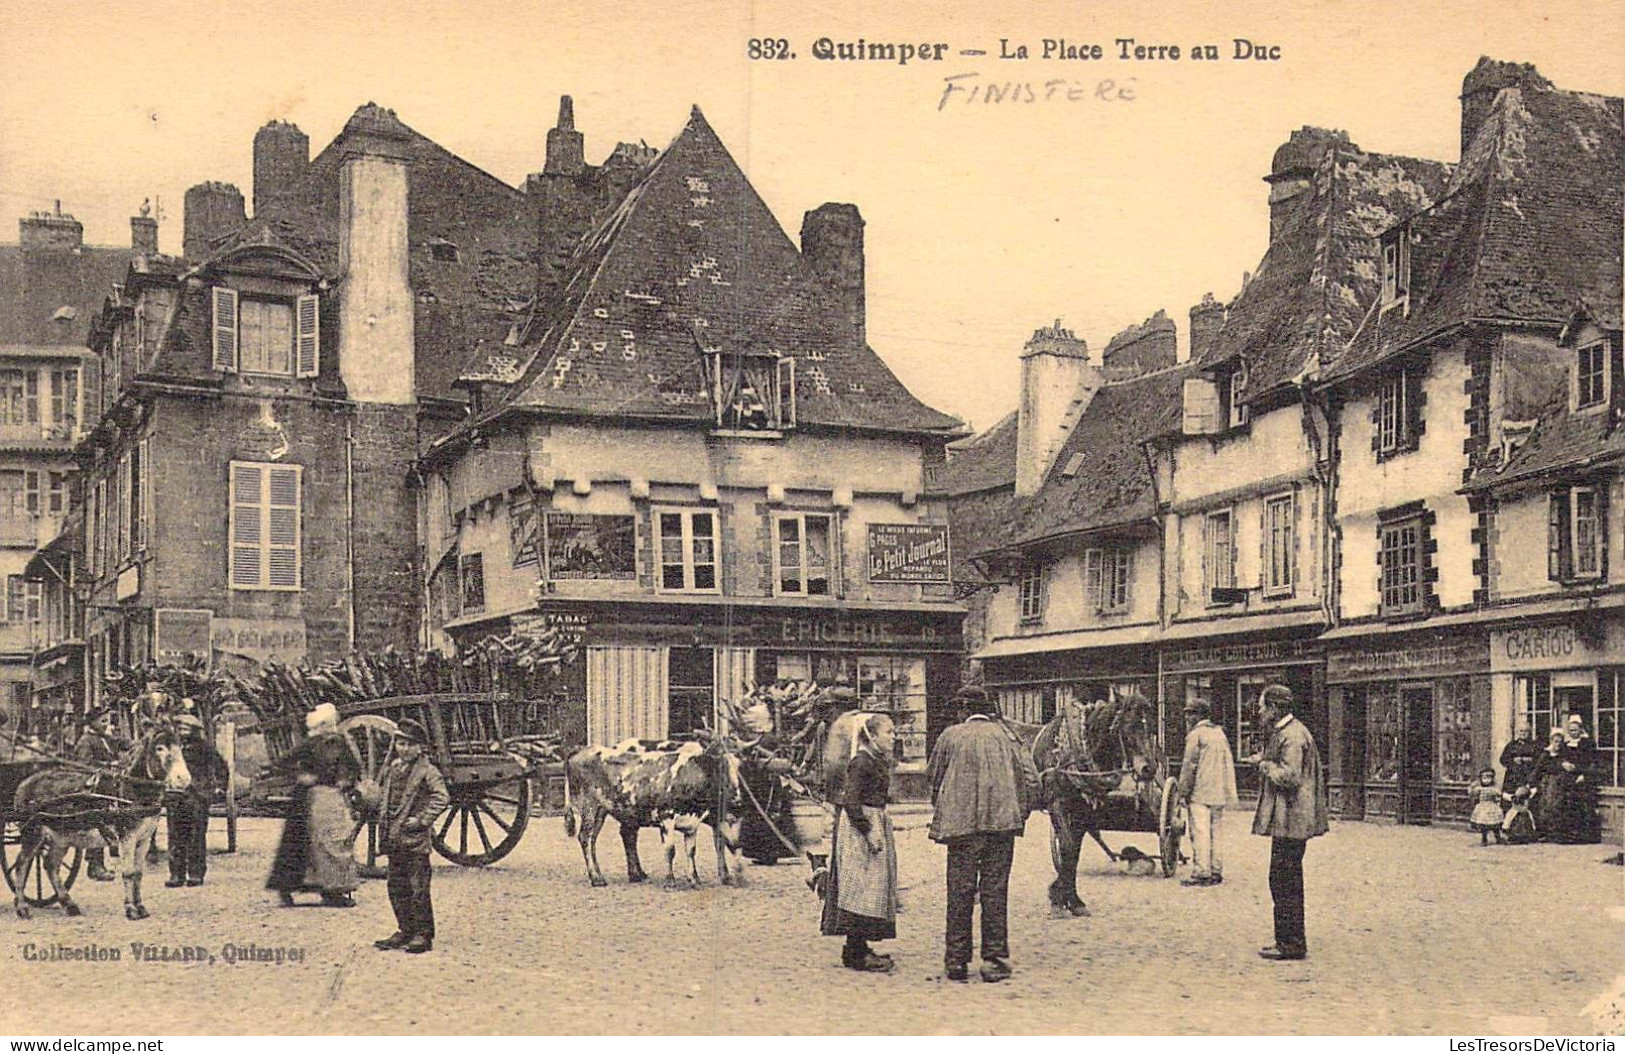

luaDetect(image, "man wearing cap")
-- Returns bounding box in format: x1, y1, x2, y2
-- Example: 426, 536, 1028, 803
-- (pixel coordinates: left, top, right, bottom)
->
165, 711, 227, 888
375, 719, 448, 954
927, 685, 1038, 983
1245, 683, 1328, 961
1175, 698, 1238, 887
72, 712, 125, 881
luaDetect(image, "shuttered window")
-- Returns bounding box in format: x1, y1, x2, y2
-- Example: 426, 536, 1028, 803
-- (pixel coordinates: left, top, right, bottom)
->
1264, 492, 1295, 596
24, 471, 39, 515
295, 294, 320, 378
212, 287, 239, 372
1204, 509, 1235, 596
1551, 484, 1609, 583
229, 461, 302, 591
1017, 563, 1045, 623
1084, 547, 1132, 613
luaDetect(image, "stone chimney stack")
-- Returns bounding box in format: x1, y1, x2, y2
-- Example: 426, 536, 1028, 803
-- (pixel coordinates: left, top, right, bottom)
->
1263, 127, 1351, 244
801, 203, 866, 348
1016, 322, 1100, 498
19, 202, 84, 251
545, 95, 586, 177
253, 120, 310, 218
1189, 293, 1227, 360
130, 207, 159, 256
1459, 57, 1552, 157
337, 103, 415, 406
183, 182, 246, 262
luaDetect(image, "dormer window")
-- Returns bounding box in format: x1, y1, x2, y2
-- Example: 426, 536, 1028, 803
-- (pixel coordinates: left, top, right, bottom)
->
1575, 340, 1609, 411
1381, 227, 1411, 307
212, 287, 319, 379
1225, 366, 1249, 429
429, 239, 460, 263
705, 350, 795, 431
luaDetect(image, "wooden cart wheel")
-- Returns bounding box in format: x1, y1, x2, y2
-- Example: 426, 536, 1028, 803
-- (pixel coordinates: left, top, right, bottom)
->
338, 715, 399, 879
1157, 778, 1185, 878
1, 820, 83, 907
432, 777, 530, 867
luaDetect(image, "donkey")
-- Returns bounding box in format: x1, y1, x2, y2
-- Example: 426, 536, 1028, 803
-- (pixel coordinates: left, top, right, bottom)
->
11, 728, 188, 920
1009, 692, 1161, 917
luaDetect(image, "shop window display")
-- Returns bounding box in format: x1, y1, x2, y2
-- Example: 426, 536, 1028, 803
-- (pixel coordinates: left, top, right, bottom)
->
1434, 678, 1474, 785
1367, 683, 1402, 782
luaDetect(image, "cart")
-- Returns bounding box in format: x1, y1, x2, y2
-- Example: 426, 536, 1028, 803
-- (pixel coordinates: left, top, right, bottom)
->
0, 753, 84, 907
1072, 768, 1189, 877
256, 692, 563, 872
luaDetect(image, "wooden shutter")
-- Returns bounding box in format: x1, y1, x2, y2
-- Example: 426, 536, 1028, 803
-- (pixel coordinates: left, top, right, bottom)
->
212, 287, 239, 373
137, 438, 151, 551
23, 471, 38, 515
295, 294, 320, 378
1597, 483, 1611, 582
117, 454, 132, 561
230, 464, 263, 588
266, 466, 301, 589
1182, 377, 1220, 435
1548, 489, 1571, 581
777, 358, 796, 427
1084, 549, 1103, 612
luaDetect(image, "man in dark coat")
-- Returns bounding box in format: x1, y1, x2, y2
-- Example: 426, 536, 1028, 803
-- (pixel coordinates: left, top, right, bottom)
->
375, 719, 449, 955
72, 712, 124, 881
1247, 683, 1329, 961
927, 686, 1038, 983
165, 712, 227, 887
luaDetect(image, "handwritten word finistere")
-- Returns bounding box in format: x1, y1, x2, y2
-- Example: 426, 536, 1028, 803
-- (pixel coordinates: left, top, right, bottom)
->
938, 72, 1137, 110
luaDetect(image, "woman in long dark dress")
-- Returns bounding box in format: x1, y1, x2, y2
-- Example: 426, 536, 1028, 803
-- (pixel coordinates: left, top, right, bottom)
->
1554, 714, 1602, 844
267, 705, 362, 906
1531, 729, 1568, 840
820, 712, 898, 973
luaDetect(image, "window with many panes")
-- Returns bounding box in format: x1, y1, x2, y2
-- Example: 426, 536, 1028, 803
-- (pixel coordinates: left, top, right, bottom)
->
1380, 516, 1424, 616
656, 509, 719, 593
1598, 669, 1621, 788
49, 369, 77, 437
1017, 563, 1045, 624
1573, 487, 1603, 579
1264, 492, 1295, 596
0, 370, 38, 428
773, 512, 833, 597
1549, 483, 1609, 583
1378, 370, 1407, 454
1084, 547, 1131, 614
212, 288, 320, 378
1576, 342, 1609, 410
460, 552, 485, 613
229, 461, 301, 591
1204, 509, 1235, 599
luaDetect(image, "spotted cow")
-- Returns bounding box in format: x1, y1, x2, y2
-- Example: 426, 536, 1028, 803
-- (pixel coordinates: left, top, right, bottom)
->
563, 739, 748, 888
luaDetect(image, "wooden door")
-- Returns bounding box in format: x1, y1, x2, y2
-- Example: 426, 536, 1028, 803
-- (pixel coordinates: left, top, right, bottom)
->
1399, 683, 1435, 824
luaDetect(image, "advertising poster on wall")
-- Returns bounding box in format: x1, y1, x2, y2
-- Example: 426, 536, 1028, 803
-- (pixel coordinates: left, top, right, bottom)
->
866, 523, 951, 584
544, 513, 637, 580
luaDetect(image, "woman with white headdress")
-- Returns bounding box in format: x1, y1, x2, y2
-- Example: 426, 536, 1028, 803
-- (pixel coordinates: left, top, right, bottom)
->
267, 703, 361, 906
819, 711, 899, 972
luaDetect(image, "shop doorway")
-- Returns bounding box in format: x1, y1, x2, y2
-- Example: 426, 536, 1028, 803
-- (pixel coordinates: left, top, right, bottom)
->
667, 647, 714, 736
1399, 683, 1435, 824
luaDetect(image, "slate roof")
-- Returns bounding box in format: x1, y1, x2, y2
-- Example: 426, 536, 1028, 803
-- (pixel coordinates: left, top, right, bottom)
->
1198, 143, 1449, 396
0, 240, 130, 350
1330, 75, 1623, 383
934, 411, 1017, 496
493, 107, 961, 436
1464, 407, 1625, 492
208, 104, 546, 402
979, 365, 1194, 556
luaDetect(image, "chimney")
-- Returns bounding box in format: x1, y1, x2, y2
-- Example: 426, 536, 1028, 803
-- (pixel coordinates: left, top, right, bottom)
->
18, 201, 84, 251
130, 201, 159, 256
1263, 127, 1352, 243
1189, 293, 1227, 360
1102, 310, 1178, 378
337, 103, 415, 405
1460, 57, 1552, 157
253, 120, 310, 218
545, 96, 585, 177
1016, 322, 1100, 498
801, 203, 866, 348
183, 182, 246, 261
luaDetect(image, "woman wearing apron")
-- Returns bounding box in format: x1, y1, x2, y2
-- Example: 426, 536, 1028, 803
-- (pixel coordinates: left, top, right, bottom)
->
820, 712, 899, 973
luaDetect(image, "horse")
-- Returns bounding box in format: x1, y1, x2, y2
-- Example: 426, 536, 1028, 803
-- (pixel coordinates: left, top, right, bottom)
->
10, 727, 188, 920
1009, 692, 1162, 917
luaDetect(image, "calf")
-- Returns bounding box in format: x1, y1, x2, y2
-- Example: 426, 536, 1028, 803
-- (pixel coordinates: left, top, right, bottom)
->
563, 739, 746, 889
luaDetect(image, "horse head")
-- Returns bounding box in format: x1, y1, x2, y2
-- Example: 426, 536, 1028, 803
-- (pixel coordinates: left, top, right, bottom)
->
1110, 691, 1159, 784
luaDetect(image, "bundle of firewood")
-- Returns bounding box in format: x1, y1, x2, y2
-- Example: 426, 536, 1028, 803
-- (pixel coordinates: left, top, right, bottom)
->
713, 680, 861, 789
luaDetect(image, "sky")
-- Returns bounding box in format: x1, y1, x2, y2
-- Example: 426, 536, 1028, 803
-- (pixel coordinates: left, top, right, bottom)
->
1, 0, 1621, 434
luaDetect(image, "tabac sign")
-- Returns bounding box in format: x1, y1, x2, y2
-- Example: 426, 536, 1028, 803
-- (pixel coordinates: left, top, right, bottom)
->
867, 524, 951, 584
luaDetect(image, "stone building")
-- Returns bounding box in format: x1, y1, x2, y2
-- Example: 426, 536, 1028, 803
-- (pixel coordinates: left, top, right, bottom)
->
421, 107, 965, 785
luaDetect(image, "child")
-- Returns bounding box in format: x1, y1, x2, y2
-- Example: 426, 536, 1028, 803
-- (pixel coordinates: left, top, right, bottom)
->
1469, 767, 1504, 845
1502, 785, 1537, 844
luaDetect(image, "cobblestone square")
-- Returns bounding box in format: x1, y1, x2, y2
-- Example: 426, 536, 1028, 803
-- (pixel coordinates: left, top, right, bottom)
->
1, 810, 1619, 1035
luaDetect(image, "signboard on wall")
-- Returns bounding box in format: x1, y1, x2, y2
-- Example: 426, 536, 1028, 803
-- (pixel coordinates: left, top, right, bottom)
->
154, 608, 212, 668
210, 617, 307, 666
545, 514, 636, 580
512, 610, 590, 649
866, 524, 950, 584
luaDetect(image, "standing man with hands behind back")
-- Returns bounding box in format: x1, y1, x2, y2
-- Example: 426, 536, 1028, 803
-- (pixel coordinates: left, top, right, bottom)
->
1246, 683, 1328, 962
375, 719, 449, 955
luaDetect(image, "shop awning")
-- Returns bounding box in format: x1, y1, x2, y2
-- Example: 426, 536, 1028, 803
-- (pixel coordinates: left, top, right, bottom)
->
1320, 592, 1625, 642
1160, 609, 1326, 643
975, 622, 1161, 660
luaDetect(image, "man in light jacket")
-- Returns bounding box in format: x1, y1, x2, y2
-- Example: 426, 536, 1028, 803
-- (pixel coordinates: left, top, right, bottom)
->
374, 719, 450, 955
1175, 698, 1238, 887
1246, 683, 1329, 961
927, 686, 1038, 984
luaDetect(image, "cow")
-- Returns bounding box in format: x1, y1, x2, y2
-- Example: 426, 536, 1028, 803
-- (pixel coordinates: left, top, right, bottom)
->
563, 739, 749, 889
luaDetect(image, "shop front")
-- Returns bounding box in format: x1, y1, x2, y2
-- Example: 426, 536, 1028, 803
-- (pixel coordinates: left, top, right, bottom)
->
982, 637, 1161, 731
1489, 610, 1624, 841
470, 599, 964, 793
1324, 626, 1491, 825
1160, 632, 1324, 797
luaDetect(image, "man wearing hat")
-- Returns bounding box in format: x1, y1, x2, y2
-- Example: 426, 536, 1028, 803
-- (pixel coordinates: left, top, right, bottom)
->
1246, 683, 1328, 961
927, 685, 1038, 983
1175, 698, 1238, 887
72, 711, 125, 881
375, 719, 448, 954
164, 710, 226, 888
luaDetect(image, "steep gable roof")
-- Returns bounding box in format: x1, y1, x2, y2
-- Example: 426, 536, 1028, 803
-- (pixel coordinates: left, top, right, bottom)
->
499, 107, 960, 436
1200, 143, 1449, 395
0, 241, 130, 350
934, 411, 1017, 496
1330, 76, 1623, 382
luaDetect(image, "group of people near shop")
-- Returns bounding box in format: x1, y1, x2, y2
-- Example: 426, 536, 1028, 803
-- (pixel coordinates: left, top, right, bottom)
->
1472, 714, 1605, 845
